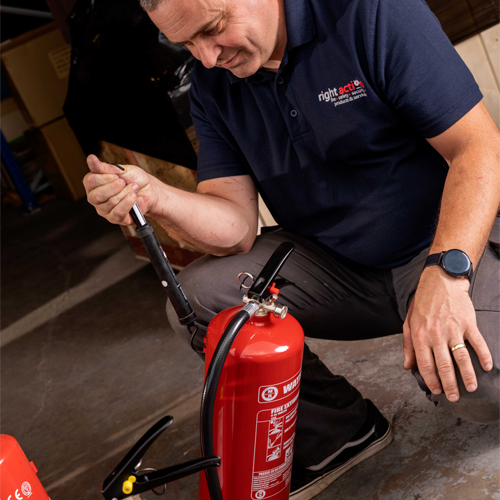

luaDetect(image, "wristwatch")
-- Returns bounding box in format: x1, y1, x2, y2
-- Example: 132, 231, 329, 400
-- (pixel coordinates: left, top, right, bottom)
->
424, 249, 473, 282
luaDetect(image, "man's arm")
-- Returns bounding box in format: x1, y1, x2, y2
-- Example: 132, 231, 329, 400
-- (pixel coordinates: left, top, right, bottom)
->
84, 155, 259, 256
403, 101, 500, 401
152, 174, 259, 255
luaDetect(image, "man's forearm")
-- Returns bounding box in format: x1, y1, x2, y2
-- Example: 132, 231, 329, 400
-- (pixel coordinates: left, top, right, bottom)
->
147, 175, 258, 256
428, 138, 500, 270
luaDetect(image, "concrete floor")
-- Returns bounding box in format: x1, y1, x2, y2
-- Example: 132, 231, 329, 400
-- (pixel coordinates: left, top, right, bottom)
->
1, 199, 499, 500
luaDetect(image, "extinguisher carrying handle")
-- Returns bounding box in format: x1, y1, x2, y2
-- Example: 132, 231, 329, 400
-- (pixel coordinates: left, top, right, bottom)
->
110, 164, 197, 328
102, 415, 220, 500
247, 242, 295, 301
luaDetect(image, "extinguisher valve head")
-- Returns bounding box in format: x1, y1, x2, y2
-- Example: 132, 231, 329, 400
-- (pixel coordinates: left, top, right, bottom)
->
242, 295, 288, 319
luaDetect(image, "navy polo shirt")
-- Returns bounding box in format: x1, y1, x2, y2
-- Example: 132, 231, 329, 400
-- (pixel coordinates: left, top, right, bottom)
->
189, 0, 482, 269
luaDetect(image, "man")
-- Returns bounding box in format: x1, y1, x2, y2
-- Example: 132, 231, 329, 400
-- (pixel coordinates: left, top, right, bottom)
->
84, 0, 500, 498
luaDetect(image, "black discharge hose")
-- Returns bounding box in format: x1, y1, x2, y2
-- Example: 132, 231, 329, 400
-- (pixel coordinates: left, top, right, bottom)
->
200, 302, 260, 500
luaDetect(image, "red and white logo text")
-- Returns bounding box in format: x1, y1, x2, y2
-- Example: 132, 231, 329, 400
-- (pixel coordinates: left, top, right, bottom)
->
318, 79, 367, 107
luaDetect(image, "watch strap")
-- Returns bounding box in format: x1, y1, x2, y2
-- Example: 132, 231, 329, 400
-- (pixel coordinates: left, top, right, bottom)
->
466, 264, 473, 282
424, 252, 443, 269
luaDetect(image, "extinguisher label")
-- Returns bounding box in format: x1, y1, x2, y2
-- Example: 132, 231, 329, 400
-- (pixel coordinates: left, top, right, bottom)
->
252, 372, 301, 499
258, 370, 301, 404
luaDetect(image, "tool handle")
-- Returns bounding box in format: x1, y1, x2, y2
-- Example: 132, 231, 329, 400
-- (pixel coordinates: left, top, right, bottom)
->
109, 162, 196, 326
134, 219, 196, 326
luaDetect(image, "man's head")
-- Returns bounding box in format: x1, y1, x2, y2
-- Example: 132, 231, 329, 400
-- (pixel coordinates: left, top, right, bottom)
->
141, 0, 287, 78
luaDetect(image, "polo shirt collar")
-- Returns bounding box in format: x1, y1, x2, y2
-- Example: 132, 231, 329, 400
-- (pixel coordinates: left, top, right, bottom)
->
285, 0, 316, 51
226, 0, 316, 85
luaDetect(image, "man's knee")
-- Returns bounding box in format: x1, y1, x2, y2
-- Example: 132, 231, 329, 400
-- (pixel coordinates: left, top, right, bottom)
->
165, 255, 222, 350
166, 252, 252, 352
169, 253, 243, 319
412, 361, 499, 425
173, 255, 221, 315
434, 378, 499, 425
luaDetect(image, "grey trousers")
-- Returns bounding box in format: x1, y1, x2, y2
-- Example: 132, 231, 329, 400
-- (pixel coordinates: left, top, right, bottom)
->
166, 218, 499, 469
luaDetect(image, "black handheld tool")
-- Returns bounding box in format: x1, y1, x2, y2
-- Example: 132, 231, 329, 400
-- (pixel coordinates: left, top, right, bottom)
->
111, 163, 196, 328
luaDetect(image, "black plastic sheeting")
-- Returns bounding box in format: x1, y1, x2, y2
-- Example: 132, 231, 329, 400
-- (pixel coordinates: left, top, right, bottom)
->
63, 0, 198, 169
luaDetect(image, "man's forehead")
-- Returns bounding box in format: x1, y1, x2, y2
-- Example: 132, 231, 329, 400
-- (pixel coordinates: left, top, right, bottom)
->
149, 0, 228, 41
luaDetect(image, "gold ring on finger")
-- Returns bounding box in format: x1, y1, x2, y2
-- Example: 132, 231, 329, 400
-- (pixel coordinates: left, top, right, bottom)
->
451, 343, 466, 352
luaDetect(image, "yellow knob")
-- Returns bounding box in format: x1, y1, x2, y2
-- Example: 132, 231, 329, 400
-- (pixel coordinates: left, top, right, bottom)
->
122, 475, 136, 494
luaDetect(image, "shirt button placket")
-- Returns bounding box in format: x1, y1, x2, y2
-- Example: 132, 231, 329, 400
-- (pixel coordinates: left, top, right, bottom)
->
274, 72, 305, 136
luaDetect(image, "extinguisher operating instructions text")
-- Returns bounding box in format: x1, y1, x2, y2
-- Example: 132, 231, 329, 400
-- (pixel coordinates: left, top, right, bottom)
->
251, 370, 301, 499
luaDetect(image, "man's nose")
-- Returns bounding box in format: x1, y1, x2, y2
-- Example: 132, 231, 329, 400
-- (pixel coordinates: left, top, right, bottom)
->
193, 39, 222, 69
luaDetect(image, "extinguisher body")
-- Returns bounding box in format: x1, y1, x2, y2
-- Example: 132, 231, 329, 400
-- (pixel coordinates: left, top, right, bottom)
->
199, 305, 304, 500
0, 435, 50, 500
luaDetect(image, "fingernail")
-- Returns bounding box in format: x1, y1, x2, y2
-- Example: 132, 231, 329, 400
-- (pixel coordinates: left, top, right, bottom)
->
448, 394, 458, 402
132, 183, 139, 192
130, 193, 137, 200
466, 384, 476, 392
119, 179, 126, 187
432, 388, 442, 395
485, 363, 493, 371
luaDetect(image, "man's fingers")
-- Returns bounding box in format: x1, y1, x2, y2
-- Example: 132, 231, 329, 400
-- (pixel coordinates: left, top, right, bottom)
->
465, 326, 493, 372
433, 345, 460, 401
450, 342, 477, 393
402, 320, 416, 370
89, 178, 132, 206
84, 173, 123, 195
87, 154, 124, 174
96, 184, 138, 219
414, 344, 442, 395
107, 192, 137, 225
86, 155, 147, 192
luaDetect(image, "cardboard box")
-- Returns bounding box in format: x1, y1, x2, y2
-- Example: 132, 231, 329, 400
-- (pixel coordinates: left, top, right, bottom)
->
0, 97, 31, 142
40, 118, 88, 200
1, 22, 71, 127
26, 117, 88, 200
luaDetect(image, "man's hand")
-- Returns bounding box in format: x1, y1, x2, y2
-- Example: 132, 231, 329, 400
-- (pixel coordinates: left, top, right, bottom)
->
403, 266, 493, 401
84, 155, 159, 225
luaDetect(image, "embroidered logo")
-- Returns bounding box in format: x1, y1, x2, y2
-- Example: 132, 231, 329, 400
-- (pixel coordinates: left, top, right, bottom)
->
318, 79, 367, 107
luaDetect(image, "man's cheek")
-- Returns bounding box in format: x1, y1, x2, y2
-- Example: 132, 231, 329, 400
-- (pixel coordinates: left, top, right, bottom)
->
217, 30, 248, 50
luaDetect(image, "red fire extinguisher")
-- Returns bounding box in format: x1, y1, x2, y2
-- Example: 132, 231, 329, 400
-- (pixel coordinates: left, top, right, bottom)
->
101, 197, 303, 500
0, 435, 51, 500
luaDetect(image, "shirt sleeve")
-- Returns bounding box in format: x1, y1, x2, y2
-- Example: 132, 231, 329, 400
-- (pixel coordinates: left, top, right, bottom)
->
370, 0, 482, 138
189, 66, 249, 183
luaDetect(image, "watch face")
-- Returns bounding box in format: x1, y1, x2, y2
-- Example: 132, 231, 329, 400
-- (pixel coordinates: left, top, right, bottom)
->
442, 249, 470, 276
